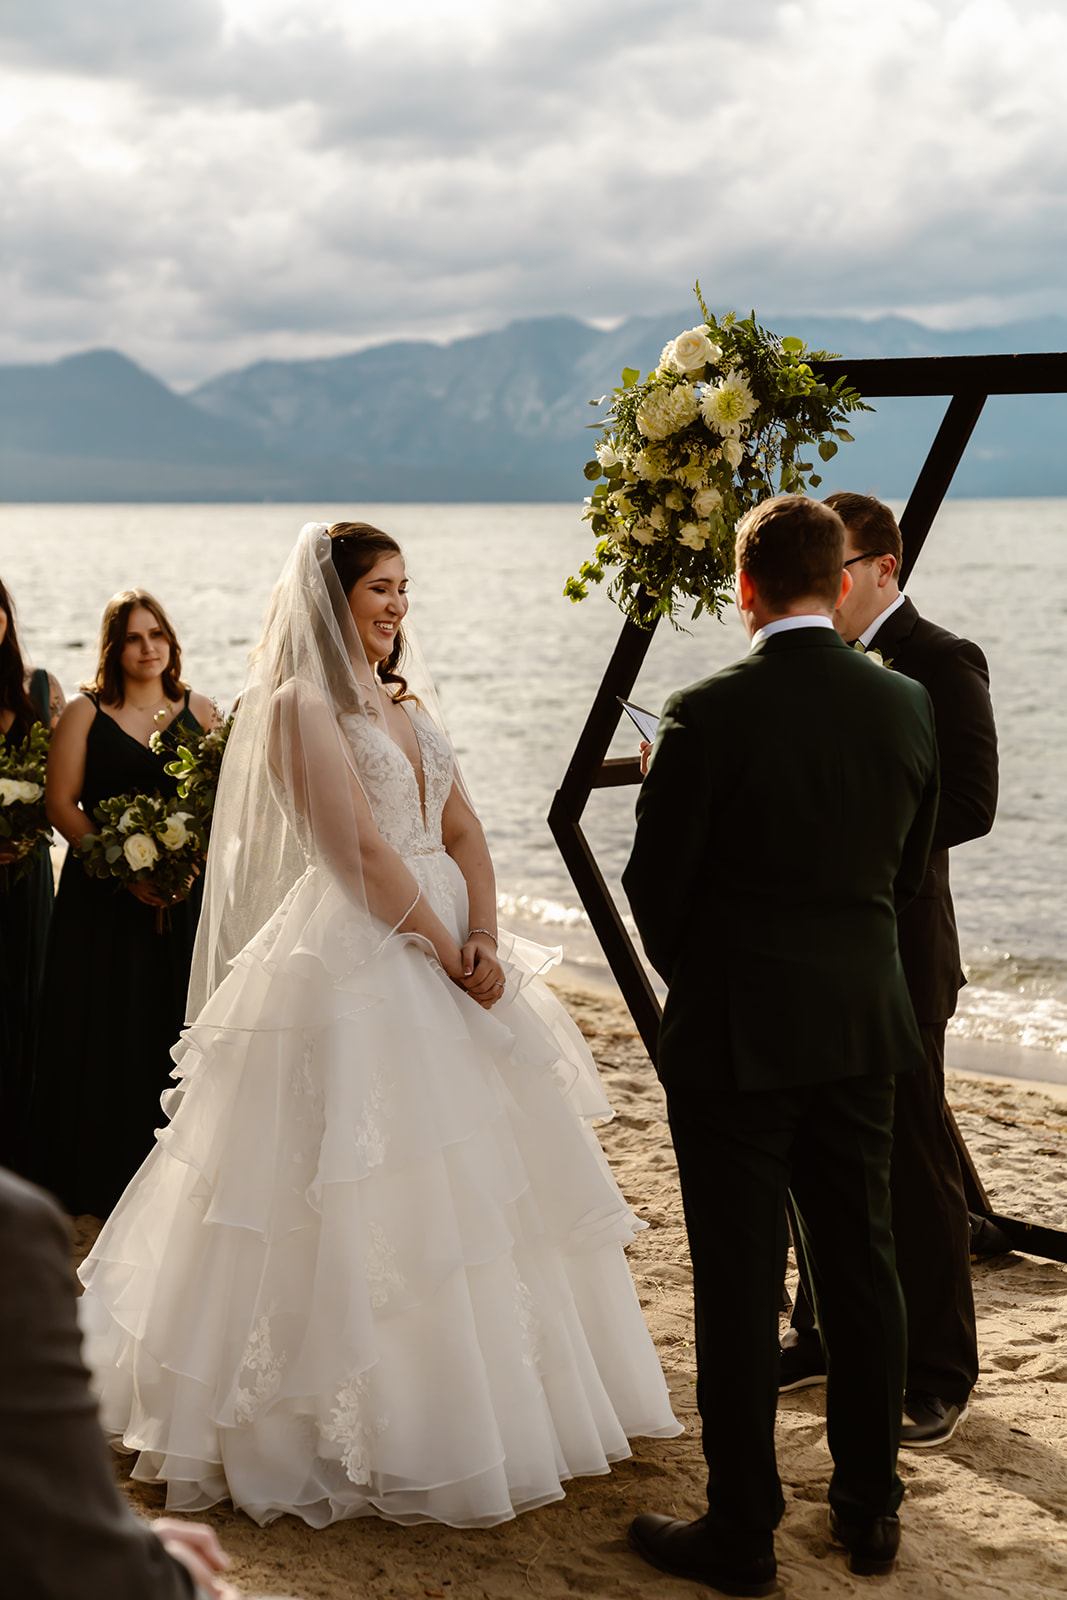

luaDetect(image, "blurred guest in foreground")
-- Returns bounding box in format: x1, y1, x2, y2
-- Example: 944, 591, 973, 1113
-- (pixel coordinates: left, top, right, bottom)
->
0, 1165, 238, 1600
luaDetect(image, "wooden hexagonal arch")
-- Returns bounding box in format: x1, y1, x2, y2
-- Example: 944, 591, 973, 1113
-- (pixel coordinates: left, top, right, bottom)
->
548, 351, 1067, 1260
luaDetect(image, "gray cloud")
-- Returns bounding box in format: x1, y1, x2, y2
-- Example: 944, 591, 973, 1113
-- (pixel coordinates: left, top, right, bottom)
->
1, 0, 224, 75
2, 0, 1066, 385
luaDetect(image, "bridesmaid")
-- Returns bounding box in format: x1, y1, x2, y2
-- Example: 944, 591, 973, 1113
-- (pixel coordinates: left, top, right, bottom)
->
25, 590, 217, 1216
0, 578, 65, 1169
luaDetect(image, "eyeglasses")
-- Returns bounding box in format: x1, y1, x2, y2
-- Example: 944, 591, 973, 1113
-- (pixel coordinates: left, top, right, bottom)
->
843, 552, 887, 568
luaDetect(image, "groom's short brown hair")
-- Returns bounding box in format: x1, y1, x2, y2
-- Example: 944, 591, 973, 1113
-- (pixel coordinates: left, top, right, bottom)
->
823, 491, 903, 565
735, 495, 844, 611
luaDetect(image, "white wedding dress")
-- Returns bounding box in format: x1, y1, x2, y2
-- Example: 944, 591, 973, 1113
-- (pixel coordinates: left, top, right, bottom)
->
78, 705, 680, 1528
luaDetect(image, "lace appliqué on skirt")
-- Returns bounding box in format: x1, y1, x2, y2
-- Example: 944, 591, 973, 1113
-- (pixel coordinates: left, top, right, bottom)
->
235, 1312, 286, 1424
364, 1221, 407, 1310
354, 1070, 393, 1168
322, 1372, 388, 1485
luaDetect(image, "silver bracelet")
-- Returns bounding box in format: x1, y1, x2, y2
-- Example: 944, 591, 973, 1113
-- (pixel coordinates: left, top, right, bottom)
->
468, 927, 498, 947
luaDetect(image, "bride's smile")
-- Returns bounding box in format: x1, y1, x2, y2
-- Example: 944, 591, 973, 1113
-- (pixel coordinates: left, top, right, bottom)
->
347, 553, 409, 663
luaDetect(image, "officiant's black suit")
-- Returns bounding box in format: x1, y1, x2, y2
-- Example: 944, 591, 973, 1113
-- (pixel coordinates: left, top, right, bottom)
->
623, 625, 939, 1543
789, 596, 998, 1408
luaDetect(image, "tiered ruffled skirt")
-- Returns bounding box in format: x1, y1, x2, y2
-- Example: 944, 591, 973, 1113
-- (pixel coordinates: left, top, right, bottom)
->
78, 856, 679, 1527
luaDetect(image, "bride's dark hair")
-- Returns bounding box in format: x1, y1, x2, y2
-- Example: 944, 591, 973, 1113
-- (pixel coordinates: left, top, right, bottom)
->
328, 522, 416, 704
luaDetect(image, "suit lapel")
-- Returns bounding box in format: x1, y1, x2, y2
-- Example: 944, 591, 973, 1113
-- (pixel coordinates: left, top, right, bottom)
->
868, 595, 919, 656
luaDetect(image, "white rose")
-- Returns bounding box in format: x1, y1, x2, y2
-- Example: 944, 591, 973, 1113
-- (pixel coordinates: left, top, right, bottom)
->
595, 438, 620, 469
629, 521, 657, 546
722, 437, 745, 469
158, 812, 191, 851
0, 778, 43, 804
692, 486, 724, 518
675, 524, 708, 550
118, 807, 136, 834
649, 505, 668, 531
637, 383, 701, 441
663, 326, 722, 374
700, 369, 758, 437
123, 833, 160, 871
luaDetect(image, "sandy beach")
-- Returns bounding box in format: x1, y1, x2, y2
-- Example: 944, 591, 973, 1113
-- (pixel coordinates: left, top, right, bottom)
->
71, 978, 1067, 1600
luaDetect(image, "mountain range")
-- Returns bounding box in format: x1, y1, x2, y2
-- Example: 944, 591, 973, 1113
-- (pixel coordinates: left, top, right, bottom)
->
2, 311, 1067, 502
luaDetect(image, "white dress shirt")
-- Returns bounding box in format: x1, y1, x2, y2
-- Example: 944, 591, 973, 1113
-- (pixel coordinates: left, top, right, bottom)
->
858, 591, 906, 648
750, 614, 835, 650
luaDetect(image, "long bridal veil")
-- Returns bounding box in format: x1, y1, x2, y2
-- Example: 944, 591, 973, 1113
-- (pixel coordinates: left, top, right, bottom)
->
187, 521, 474, 1018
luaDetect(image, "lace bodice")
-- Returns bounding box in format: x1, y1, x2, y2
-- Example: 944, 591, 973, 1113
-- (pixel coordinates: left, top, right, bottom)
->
339, 706, 454, 860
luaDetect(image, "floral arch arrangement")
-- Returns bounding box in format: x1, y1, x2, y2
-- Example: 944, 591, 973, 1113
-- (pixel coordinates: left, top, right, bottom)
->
565, 286, 871, 627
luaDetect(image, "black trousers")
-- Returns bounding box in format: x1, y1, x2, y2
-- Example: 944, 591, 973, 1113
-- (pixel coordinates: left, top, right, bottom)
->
791, 1023, 978, 1407
666, 1075, 905, 1545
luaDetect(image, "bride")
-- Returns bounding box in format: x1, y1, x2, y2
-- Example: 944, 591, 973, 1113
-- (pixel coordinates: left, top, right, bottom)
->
78, 521, 679, 1530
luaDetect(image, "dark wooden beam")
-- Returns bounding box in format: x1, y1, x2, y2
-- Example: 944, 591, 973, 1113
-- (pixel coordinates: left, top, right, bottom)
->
898, 391, 989, 586
813, 351, 1067, 396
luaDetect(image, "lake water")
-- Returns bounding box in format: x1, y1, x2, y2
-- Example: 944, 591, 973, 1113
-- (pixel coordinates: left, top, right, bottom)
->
2, 500, 1064, 1056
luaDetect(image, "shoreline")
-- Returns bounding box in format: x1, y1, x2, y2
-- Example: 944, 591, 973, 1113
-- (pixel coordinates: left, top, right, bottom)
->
549, 960, 1067, 1097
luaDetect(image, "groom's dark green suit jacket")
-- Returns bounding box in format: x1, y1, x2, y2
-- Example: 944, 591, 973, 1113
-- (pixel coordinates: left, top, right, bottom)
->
623, 626, 940, 1093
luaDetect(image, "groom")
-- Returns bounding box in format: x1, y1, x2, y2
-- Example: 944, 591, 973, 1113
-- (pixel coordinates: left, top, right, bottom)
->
623, 495, 939, 1593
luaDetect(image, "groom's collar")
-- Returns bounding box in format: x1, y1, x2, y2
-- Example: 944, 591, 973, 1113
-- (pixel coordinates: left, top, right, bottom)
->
750, 614, 835, 651
857, 591, 906, 649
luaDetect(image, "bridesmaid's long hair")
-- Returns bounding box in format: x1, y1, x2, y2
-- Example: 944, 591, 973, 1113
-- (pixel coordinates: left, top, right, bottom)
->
84, 590, 186, 707
328, 523, 417, 705
0, 578, 42, 742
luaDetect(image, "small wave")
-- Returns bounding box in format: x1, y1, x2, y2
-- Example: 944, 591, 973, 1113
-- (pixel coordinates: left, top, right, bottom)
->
962, 947, 1067, 1002
950, 987, 1067, 1055
496, 891, 593, 931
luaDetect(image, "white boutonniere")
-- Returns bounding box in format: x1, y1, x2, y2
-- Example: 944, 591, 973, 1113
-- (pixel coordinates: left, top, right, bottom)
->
852, 641, 893, 670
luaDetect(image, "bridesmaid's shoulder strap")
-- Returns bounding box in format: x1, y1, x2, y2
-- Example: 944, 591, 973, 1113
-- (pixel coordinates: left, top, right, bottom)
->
28, 667, 50, 720
184, 688, 192, 710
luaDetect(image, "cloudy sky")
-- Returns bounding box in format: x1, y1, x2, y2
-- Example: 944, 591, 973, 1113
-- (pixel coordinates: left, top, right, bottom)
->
2, 0, 1065, 386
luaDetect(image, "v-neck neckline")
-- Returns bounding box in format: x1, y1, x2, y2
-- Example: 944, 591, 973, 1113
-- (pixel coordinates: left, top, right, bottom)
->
95, 702, 185, 752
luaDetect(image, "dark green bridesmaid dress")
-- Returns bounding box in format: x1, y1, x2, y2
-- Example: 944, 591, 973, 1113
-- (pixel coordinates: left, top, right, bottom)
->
25, 692, 204, 1216
0, 668, 53, 1169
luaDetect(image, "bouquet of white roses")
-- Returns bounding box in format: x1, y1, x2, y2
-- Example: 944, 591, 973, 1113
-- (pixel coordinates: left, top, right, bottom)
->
0, 723, 52, 889
78, 792, 207, 905
566, 286, 871, 626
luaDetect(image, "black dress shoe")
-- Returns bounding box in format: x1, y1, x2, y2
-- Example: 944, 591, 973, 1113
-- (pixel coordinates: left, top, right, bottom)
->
900, 1390, 969, 1447
778, 1328, 827, 1393
629, 1513, 778, 1596
970, 1212, 1014, 1260
828, 1508, 901, 1576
